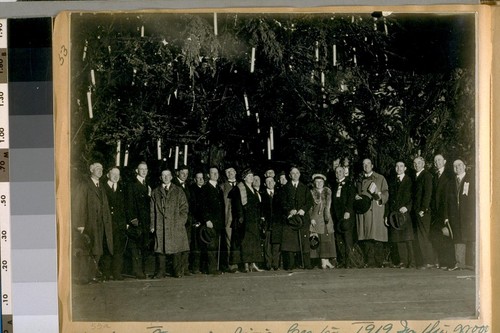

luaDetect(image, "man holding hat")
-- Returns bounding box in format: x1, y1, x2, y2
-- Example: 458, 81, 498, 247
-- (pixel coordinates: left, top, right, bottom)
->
386, 161, 414, 268
331, 166, 356, 268
281, 167, 314, 270
261, 174, 283, 270
355, 158, 389, 268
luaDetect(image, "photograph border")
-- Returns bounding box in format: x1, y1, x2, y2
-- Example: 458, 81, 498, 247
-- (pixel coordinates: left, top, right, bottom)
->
54, 4, 492, 332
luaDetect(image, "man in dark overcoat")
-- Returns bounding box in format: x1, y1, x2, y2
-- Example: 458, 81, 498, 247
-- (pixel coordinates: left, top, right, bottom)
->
331, 166, 356, 268
102, 166, 127, 280
447, 159, 475, 271
150, 169, 190, 278
412, 157, 435, 269
188, 171, 206, 274
221, 166, 238, 272
281, 167, 314, 270
201, 166, 226, 275
74, 162, 113, 284
172, 164, 193, 276
386, 161, 414, 268
261, 175, 283, 270
431, 154, 455, 269
126, 161, 151, 279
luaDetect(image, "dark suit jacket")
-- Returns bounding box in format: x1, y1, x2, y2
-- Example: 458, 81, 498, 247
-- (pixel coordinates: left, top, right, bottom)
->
261, 188, 283, 244
432, 170, 452, 224
188, 184, 205, 224
331, 178, 355, 233
74, 177, 113, 255
281, 181, 313, 251
201, 181, 225, 231
447, 172, 475, 243
282, 181, 313, 225
172, 177, 193, 227
413, 169, 433, 214
103, 181, 127, 254
387, 174, 414, 242
126, 177, 151, 247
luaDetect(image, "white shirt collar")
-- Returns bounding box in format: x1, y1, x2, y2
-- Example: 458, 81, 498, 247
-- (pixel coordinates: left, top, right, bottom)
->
456, 172, 466, 182
337, 177, 345, 183
416, 169, 423, 177
136, 175, 145, 183
91, 177, 99, 186
398, 174, 405, 181
209, 180, 218, 187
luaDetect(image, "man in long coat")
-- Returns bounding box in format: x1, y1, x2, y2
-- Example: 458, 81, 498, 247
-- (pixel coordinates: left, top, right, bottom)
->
386, 161, 414, 268
221, 167, 238, 272
331, 166, 356, 268
126, 161, 151, 279
201, 166, 226, 275
172, 164, 193, 276
431, 154, 455, 269
103, 166, 127, 280
150, 169, 189, 278
281, 167, 314, 270
355, 158, 389, 268
74, 162, 113, 284
261, 175, 283, 270
412, 156, 434, 269
188, 171, 206, 274
447, 159, 475, 270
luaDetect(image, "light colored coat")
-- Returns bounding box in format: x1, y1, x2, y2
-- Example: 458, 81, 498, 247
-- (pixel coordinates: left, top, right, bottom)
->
150, 184, 189, 254
356, 171, 389, 242
309, 187, 334, 234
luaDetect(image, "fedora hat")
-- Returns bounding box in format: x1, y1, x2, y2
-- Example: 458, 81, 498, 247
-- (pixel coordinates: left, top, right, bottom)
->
200, 225, 217, 245
353, 194, 371, 214
310, 234, 320, 250
389, 211, 407, 230
287, 214, 303, 231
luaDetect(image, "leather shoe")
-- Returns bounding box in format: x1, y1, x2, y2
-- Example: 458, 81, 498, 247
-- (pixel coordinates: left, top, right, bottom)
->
448, 265, 460, 271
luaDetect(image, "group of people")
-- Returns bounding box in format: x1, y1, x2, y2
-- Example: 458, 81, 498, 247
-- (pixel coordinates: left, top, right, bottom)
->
72, 153, 475, 284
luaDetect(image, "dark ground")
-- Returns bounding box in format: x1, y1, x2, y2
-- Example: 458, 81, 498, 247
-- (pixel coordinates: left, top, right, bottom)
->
72, 266, 477, 322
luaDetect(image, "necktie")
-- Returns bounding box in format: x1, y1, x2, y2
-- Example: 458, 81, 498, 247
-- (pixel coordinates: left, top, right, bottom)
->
112, 183, 116, 192
142, 179, 145, 185
96, 182, 99, 188
270, 191, 274, 197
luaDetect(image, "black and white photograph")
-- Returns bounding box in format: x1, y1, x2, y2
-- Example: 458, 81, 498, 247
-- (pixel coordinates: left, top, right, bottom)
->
55, 7, 489, 332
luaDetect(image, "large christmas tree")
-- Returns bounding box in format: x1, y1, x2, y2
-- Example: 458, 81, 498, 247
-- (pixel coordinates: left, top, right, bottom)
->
70, 12, 475, 183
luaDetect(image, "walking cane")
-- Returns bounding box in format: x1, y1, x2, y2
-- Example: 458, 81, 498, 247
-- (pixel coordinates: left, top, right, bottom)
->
217, 234, 221, 271
297, 228, 304, 269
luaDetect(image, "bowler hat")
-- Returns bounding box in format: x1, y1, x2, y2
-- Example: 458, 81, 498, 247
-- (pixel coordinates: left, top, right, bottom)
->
389, 211, 407, 230
287, 214, 303, 231
353, 194, 371, 214
310, 234, 320, 250
200, 225, 217, 245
